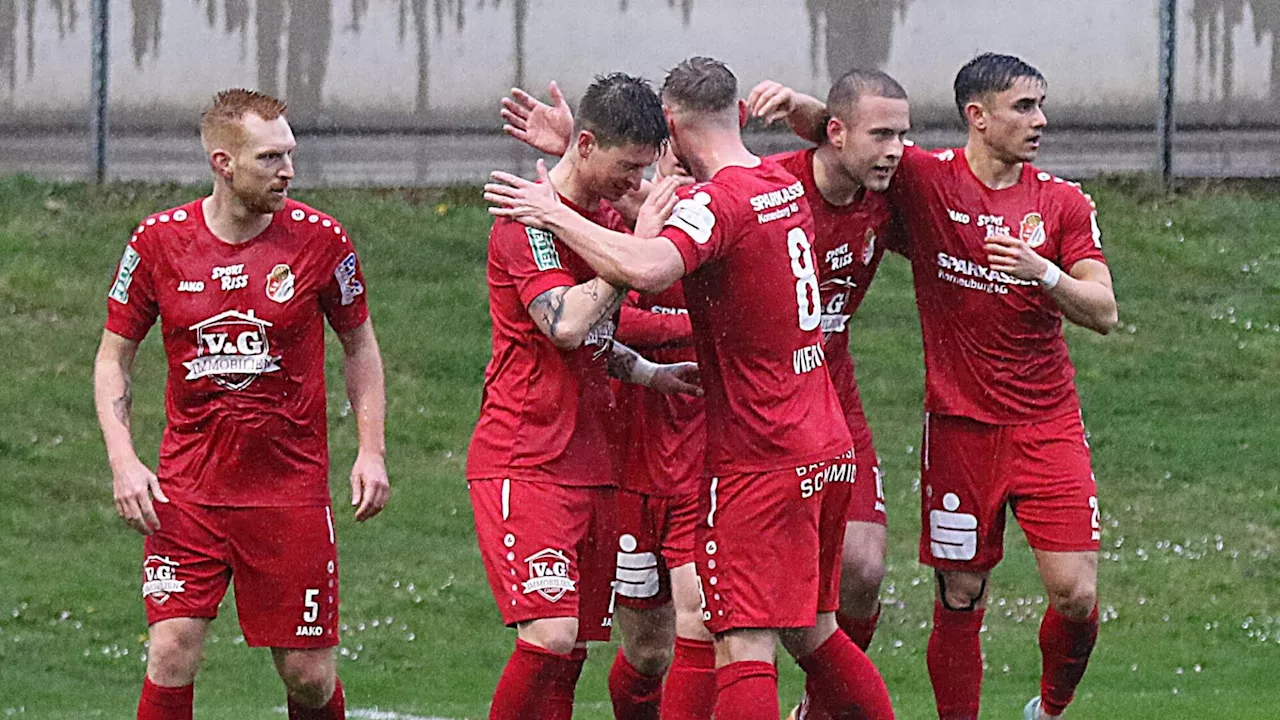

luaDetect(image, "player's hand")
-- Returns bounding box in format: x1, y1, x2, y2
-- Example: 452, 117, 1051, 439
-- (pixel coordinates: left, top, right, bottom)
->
985, 233, 1050, 282
350, 450, 390, 522
651, 361, 702, 397
746, 80, 798, 125
501, 81, 573, 156
486, 159, 563, 229
112, 457, 167, 536
633, 175, 681, 238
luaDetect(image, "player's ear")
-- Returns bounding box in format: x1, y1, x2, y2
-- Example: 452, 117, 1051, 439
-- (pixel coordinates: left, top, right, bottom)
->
737, 99, 748, 129
209, 148, 233, 179
826, 116, 846, 150
963, 100, 987, 131
575, 129, 596, 159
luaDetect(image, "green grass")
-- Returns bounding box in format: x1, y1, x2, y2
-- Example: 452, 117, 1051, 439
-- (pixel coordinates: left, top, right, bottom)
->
0, 175, 1277, 718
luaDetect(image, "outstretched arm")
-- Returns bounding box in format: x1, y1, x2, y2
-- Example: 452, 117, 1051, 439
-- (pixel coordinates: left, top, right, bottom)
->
501, 81, 574, 156
487, 160, 687, 293
745, 80, 828, 143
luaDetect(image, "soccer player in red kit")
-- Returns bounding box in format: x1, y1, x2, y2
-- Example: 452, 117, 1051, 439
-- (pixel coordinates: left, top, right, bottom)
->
93, 89, 390, 720
486, 56, 895, 720
467, 72, 700, 720
774, 53, 1118, 720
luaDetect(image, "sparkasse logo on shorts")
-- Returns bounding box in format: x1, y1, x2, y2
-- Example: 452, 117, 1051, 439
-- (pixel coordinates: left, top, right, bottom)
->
522, 548, 575, 602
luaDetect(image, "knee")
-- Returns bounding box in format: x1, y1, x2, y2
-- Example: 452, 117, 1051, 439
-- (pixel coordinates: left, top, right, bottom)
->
146, 625, 205, 685
278, 657, 336, 706
520, 618, 579, 656
626, 641, 674, 676
841, 554, 887, 598
936, 570, 988, 611
1048, 580, 1097, 620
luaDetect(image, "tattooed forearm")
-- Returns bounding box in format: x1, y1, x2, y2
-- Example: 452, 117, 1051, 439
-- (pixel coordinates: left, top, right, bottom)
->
607, 343, 640, 381
578, 279, 626, 330
530, 287, 569, 338
112, 375, 132, 428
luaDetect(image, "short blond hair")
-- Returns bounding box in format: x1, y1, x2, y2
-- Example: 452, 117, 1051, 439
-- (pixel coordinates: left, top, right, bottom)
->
200, 89, 287, 153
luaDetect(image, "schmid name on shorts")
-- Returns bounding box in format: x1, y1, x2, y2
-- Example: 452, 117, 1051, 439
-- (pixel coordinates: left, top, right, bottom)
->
798, 461, 855, 499
793, 340, 826, 375
936, 252, 1037, 295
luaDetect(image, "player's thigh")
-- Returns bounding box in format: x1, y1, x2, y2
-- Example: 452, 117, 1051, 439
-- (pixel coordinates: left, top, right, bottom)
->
1007, 411, 1101, 557
146, 617, 212, 685
919, 413, 1008, 573
669, 561, 712, 641
841, 521, 887, 595
614, 489, 673, 611
224, 505, 340, 649
141, 501, 232, 628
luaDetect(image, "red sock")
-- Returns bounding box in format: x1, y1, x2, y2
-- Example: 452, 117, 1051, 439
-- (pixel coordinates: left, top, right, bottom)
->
286, 676, 345, 719
661, 637, 717, 720
609, 647, 664, 720
489, 639, 586, 720
797, 630, 895, 720
715, 660, 778, 720
927, 603, 985, 720
1039, 605, 1099, 716
837, 604, 882, 651
137, 677, 193, 720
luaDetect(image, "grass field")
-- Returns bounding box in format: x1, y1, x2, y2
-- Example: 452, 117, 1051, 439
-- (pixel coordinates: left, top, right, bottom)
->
0, 174, 1277, 719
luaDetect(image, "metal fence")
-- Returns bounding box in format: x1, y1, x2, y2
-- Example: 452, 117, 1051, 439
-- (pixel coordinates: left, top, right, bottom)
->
3, 0, 1279, 184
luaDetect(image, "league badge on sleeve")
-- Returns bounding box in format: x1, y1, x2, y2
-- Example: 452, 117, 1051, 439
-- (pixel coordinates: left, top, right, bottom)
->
265, 264, 296, 303
334, 253, 365, 306
108, 246, 141, 304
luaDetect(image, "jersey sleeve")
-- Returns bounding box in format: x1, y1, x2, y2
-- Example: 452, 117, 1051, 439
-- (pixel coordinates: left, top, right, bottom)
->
104, 237, 159, 342
1055, 186, 1107, 272
658, 185, 736, 274
491, 219, 578, 309
615, 292, 693, 350
319, 228, 372, 334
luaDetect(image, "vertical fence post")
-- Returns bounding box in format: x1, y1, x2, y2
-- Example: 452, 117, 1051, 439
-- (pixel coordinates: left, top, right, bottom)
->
1157, 0, 1177, 190
90, 0, 109, 184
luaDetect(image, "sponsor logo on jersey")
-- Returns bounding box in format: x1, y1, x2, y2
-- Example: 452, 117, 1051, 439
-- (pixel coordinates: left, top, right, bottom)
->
947, 208, 971, 225
1020, 212, 1046, 248
935, 251, 1037, 294
211, 263, 249, 291
142, 555, 184, 605
749, 181, 805, 212
177, 280, 205, 293
184, 310, 281, 390
526, 227, 562, 271
666, 191, 715, 244
265, 264, 296, 303
522, 548, 575, 602
108, 246, 141, 304
862, 228, 877, 265
333, 253, 364, 306
929, 492, 978, 561
820, 277, 855, 335
826, 242, 853, 271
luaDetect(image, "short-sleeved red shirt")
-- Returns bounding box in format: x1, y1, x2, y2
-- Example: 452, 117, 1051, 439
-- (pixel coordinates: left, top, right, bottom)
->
104, 198, 370, 507
466, 198, 628, 486
659, 158, 851, 476
889, 144, 1108, 423
773, 149, 894, 445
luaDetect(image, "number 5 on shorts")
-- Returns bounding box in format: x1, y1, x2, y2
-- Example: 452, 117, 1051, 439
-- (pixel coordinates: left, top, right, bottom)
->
303, 588, 320, 623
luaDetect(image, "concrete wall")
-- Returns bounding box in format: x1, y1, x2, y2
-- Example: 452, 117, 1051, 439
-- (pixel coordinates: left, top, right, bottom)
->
2, 0, 1277, 130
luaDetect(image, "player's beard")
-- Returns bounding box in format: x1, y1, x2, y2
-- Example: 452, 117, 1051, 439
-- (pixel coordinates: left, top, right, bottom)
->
231, 175, 286, 215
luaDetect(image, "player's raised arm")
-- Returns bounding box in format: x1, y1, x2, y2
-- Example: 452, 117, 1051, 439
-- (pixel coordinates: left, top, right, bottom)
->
746, 79, 828, 143
501, 81, 574, 157
528, 276, 627, 351
94, 329, 168, 536
336, 319, 390, 521
607, 341, 701, 396
487, 160, 686, 293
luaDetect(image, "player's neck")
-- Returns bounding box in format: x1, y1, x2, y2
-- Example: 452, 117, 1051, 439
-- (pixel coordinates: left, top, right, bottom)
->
548, 158, 602, 212
203, 190, 274, 245
963, 139, 1023, 190
812, 145, 864, 207
682, 131, 759, 182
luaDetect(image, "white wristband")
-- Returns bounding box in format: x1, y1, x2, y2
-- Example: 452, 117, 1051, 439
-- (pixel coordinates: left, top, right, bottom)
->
1039, 261, 1062, 290
632, 357, 659, 387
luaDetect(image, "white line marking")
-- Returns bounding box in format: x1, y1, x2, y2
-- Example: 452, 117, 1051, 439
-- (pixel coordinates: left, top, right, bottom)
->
277, 707, 458, 720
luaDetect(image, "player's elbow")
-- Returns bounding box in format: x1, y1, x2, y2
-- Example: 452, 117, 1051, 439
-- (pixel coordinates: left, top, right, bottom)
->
1091, 300, 1119, 335
626, 260, 679, 294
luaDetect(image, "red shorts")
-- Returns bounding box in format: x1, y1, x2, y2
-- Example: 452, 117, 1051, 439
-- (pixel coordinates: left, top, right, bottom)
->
919, 411, 1100, 573
695, 449, 855, 633
614, 488, 699, 610
846, 431, 886, 526
141, 501, 339, 649
470, 479, 616, 642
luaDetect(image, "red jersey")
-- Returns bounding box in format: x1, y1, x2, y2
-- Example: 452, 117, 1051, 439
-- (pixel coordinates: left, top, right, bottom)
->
773, 148, 894, 445
466, 198, 628, 486
659, 158, 851, 475
612, 284, 704, 497
889, 144, 1107, 423
104, 198, 370, 507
